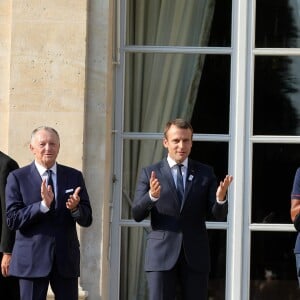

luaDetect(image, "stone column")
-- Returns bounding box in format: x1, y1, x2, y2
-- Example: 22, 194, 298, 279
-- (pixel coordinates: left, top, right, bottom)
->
7, 0, 90, 297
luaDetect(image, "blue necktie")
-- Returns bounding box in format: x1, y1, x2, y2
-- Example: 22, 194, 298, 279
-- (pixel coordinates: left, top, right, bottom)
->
176, 164, 184, 205
46, 169, 55, 208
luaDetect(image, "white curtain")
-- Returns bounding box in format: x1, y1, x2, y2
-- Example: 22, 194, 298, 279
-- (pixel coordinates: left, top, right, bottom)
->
121, 1, 216, 298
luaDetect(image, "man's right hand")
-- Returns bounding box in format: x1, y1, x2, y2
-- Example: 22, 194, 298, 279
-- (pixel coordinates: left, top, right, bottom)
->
41, 178, 55, 208
150, 171, 161, 198
1, 253, 11, 277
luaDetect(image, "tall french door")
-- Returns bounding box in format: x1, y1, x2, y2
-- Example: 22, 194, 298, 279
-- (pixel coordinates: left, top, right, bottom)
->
110, 0, 300, 299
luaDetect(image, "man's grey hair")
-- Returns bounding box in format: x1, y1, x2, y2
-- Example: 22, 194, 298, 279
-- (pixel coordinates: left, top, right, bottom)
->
31, 126, 60, 142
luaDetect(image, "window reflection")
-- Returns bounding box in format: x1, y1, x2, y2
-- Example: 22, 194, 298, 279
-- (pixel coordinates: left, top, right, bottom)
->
208, 230, 227, 300
190, 142, 229, 190
191, 55, 230, 134
124, 53, 230, 134
190, 141, 228, 222
256, 0, 300, 48
254, 56, 300, 135
252, 143, 300, 223
120, 227, 148, 300
124, 53, 207, 133
250, 231, 299, 299
126, 0, 232, 47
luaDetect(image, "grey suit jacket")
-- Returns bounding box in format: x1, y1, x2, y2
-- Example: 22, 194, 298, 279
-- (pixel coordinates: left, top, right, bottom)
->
132, 158, 228, 273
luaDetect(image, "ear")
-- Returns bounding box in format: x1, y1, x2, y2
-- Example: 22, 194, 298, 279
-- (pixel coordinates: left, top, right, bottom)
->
29, 143, 35, 153
163, 138, 168, 148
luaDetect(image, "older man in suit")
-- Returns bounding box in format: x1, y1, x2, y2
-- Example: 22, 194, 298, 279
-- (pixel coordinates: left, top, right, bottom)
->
5, 126, 93, 300
0, 151, 20, 299
132, 118, 233, 300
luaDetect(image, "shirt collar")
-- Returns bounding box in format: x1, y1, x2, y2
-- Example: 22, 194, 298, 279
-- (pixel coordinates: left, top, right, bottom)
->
34, 161, 57, 176
167, 155, 188, 169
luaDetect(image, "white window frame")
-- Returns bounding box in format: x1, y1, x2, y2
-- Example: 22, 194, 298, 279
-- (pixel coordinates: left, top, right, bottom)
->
110, 0, 298, 299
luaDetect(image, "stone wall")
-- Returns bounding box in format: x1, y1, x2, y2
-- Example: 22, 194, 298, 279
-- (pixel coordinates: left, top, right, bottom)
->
0, 1, 112, 299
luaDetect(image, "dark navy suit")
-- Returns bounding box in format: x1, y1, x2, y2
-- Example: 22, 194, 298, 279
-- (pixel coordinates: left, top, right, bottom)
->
0, 151, 20, 299
132, 158, 228, 299
5, 162, 92, 299
291, 167, 300, 286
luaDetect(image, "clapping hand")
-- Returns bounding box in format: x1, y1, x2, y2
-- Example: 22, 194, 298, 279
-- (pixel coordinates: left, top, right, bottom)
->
216, 175, 233, 201
41, 179, 55, 208
66, 187, 81, 211
149, 171, 161, 198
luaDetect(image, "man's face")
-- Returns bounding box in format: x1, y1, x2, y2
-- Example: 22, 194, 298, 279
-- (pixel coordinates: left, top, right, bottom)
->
30, 129, 60, 169
163, 125, 192, 163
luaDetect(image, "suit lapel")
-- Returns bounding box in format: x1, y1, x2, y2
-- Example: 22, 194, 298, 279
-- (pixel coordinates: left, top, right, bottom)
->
181, 159, 196, 208
160, 159, 176, 190
29, 162, 43, 186
185, 160, 195, 196
160, 159, 180, 205
25, 164, 43, 204
160, 159, 183, 210
56, 164, 67, 208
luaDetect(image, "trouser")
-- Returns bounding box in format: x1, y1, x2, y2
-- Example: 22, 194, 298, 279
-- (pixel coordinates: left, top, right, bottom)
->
146, 248, 208, 300
19, 261, 78, 300
295, 253, 300, 287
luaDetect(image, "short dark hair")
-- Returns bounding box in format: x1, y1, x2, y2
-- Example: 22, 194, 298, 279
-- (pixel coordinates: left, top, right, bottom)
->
163, 118, 193, 139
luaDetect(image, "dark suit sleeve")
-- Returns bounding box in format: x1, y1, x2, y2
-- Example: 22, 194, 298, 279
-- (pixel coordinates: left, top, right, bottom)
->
132, 167, 155, 222
6, 170, 43, 231
0, 157, 19, 253
71, 172, 92, 227
212, 201, 228, 221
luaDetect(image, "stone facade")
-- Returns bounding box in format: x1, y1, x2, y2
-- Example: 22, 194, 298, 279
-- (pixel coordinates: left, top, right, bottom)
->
0, 1, 112, 299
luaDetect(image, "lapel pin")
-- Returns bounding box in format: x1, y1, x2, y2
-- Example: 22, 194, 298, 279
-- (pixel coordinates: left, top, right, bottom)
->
188, 175, 194, 181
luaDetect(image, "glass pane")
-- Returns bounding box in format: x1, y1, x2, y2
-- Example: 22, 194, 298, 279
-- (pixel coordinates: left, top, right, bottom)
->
254, 56, 300, 135
191, 141, 229, 222
120, 227, 226, 300
190, 141, 229, 184
191, 55, 230, 134
250, 231, 299, 299
123, 140, 229, 221
256, 0, 300, 48
124, 53, 230, 134
252, 143, 300, 223
208, 229, 227, 300
126, 0, 232, 47
120, 226, 148, 300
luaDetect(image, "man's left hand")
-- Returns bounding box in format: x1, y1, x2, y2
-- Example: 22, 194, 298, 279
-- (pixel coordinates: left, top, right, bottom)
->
66, 187, 81, 211
216, 175, 233, 201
